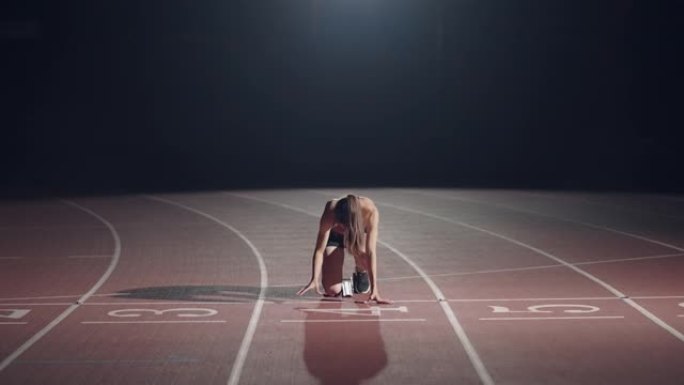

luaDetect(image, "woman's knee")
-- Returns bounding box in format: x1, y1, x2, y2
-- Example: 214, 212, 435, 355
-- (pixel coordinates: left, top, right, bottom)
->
324, 283, 342, 297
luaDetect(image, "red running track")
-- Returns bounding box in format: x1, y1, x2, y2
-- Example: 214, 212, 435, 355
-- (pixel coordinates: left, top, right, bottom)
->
1, 189, 683, 384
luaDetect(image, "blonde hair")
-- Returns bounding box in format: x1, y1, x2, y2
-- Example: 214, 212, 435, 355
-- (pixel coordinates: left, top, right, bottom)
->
334, 194, 365, 256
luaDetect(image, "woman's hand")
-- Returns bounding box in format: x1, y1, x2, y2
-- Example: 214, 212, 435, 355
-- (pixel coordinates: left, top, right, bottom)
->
366, 291, 392, 305
297, 280, 322, 296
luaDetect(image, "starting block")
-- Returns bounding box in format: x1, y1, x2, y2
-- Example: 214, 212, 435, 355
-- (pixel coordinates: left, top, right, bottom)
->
341, 278, 353, 297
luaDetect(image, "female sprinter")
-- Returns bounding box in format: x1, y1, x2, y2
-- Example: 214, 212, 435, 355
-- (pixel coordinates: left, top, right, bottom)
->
297, 194, 391, 304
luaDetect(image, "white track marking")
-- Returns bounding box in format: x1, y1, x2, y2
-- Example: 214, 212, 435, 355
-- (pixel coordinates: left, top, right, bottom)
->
1, 295, 665, 307
382, 252, 684, 281
280, 297, 618, 305
373, 198, 684, 344
227, 192, 495, 385
146, 196, 268, 385
631, 295, 684, 300
67, 255, 111, 259
265, 251, 684, 287
82, 302, 264, 306
381, 264, 562, 281
0, 256, 109, 261
573, 252, 684, 266
521, 191, 684, 222
60, 201, 122, 304
81, 320, 228, 324
446, 297, 618, 303
479, 316, 625, 321
0, 303, 74, 306
0, 200, 122, 372
0, 322, 28, 325
280, 319, 426, 323
0, 292, 128, 302
622, 297, 684, 339
407, 189, 684, 252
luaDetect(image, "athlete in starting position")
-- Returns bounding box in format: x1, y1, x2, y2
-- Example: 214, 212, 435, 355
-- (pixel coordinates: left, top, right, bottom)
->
297, 194, 391, 304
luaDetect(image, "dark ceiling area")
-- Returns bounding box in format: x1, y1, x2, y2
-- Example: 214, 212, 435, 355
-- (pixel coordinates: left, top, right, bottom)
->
2, 1, 682, 197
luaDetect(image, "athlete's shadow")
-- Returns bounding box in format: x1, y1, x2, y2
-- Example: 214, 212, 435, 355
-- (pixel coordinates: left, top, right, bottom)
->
113, 285, 299, 303
303, 300, 387, 385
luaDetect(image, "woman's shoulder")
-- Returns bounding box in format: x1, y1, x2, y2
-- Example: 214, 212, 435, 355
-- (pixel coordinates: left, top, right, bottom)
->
325, 198, 339, 211
358, 196, 377, 212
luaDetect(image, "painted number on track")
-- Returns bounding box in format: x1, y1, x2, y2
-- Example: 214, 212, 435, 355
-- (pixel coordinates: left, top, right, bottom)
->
0, 309, 30, 320
107, 308, 218, 318
488, 304, 601, 314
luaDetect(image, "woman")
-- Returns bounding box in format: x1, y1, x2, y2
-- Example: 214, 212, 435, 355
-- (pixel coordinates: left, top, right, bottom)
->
297, 194, 390, 304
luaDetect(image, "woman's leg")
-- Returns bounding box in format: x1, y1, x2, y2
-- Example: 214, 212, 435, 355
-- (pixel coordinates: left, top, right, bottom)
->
353, 252, 370, 272
321, 246, 345, 296
352, 252, 371, 294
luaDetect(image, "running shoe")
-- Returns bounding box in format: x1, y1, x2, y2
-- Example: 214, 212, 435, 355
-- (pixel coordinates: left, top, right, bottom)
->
353, 271, 370, 294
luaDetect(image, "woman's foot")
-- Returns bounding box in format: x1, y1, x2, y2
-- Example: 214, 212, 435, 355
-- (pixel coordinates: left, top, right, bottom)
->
353, 271, 370, 294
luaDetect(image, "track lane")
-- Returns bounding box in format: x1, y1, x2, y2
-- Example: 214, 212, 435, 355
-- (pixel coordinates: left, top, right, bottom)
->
0, 197, 260, 385
314, 188, 684, 384
168, 191, 490, 385
0, 199, 121, 374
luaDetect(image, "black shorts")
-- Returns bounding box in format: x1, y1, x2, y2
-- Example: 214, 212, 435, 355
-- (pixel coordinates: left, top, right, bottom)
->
327, 231, 344, 248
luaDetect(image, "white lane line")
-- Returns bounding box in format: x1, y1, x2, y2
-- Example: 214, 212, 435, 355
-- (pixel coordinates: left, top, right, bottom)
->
280, 295, 684, 305
228, 192, 495, 385
280, 319, 426, 323
573, 252, 684, 266
264, 251, 684, 285
60, 201, 122, 305
146, 196, 268, 385
67, 255, 111, 259
418, 252, 684, 280
279, 297, 620, 305
446, 296, 618, 303
374, 198, 684, 344
82, 302, 263, 306
631, 295, 684, 300
381, 264, 562, 281
0, 303, 74, 306
521, 191, 684, 222
408, 189, 684, 252
0, 200, 122, 372
16, 358, 201, 365
0, 295, 659, 308
0, 292, 127, 302
81, 320, 228, 324
479, 316, 625, 321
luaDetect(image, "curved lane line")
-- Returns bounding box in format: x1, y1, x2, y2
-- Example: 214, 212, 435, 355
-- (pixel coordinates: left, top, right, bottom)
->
146, 196, 268, 385
374, 198, 684, 344
407, 189, 684, 253
0, 200, 122, 372
226, 192, 495, 385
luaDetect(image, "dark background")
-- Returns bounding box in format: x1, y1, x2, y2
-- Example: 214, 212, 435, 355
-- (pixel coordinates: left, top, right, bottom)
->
2, 1, 682, 197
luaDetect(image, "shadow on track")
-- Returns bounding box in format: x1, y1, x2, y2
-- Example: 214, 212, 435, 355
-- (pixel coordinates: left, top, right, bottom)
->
303, 300, 388, 385
114, 285, 301, 303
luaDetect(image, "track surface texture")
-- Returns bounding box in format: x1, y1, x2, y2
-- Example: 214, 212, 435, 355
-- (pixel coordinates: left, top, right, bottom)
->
1, 188, 684, 385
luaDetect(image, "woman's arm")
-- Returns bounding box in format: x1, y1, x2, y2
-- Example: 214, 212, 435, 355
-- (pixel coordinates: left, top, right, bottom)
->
297, 202, 333, 296
365, 206, 391, 304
